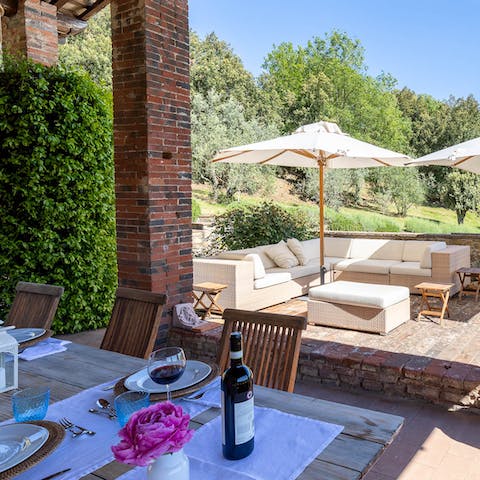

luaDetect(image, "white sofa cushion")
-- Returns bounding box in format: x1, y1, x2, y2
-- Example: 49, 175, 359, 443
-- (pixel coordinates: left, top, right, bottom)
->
334, 258, 363, 271
265, 241, 299, 268
253, 246, 278, 270
420, 242, 447, 268
390, 262, 431, 277
369, 240, 405, 261
335, 259, 402, 275
244, 253, 266, 279
301, 239, 320, 262
287, 238, 308, 265
309, 280, 409, 308
324, 237, 351, 258
402, 241, 436, 263
254, 272, 292, 289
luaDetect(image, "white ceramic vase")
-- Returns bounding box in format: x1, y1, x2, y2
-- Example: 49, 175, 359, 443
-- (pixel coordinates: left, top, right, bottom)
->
147, 449, 190, 480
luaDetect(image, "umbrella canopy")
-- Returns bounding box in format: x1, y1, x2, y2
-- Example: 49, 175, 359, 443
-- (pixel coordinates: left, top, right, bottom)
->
212, 121, 410, 282
406, 137, 480, 174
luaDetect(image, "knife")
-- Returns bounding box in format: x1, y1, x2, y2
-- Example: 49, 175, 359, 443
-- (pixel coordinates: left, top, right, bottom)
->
39, 468, 71, 480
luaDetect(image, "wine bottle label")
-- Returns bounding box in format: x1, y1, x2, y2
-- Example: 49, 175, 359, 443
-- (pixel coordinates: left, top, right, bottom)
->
230, 350, 242, 360
234, 396, 254, 445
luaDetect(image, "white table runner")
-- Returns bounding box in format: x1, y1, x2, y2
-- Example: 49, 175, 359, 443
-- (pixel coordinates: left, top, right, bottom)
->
118, 406, 343, 480
4, 380, 214, 480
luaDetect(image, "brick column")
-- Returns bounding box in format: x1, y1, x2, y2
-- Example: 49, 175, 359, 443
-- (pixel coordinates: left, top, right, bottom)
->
111, 0, 192, 329
2, 0, 58, 66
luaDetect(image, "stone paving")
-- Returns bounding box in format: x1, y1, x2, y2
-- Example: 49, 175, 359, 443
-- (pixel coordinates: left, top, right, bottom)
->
264, 294, 480, 366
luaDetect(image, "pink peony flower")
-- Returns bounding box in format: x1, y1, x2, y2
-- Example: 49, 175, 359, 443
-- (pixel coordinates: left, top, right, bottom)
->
111, 401, 194, 467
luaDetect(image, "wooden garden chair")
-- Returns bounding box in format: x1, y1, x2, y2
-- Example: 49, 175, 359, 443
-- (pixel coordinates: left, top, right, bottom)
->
6, 281, 64, 330
218, 309, 307, 392
101, 287, 167, 359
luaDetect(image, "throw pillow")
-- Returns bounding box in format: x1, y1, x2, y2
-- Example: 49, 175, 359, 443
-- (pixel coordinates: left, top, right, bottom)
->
287, 238, 309, 265
265, 240, 299, 268
244, 253, 266, 279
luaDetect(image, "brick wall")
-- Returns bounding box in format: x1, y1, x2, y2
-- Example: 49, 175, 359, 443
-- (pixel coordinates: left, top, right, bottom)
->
111, 0, 192, 337
2, 0, 58, 66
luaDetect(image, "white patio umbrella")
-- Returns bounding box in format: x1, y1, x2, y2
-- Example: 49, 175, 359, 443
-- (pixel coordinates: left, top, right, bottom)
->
212, 121, 410, 283
406, 137, 480, 173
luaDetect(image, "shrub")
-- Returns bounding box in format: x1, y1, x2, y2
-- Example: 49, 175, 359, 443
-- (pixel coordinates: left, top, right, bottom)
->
213, 201, 317, 250
0, 58, 117, 333
192, 198, 201, 222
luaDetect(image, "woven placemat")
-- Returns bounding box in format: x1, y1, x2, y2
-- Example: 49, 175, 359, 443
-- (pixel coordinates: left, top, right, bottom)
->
114, 361, 219, 401
0, 420, 65, 480
19, 330, 53, 350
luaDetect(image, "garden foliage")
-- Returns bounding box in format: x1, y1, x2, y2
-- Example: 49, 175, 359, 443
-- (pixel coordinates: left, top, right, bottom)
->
213, 202, 317, 250
0, 58, 117, 333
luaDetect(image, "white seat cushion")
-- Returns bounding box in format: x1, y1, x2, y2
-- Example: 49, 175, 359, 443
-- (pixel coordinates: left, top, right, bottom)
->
309, 281, 409, 308
254, 272, 292, 289
334, 258, 363, 271
335, 259, 402, 275
324, 257, 345, 269
390, 262, 431, 277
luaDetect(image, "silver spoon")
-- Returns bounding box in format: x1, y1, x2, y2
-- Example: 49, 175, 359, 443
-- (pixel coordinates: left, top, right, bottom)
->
97, 398, 116, 416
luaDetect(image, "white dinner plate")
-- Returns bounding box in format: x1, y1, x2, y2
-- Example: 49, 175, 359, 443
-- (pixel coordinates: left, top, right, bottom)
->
124, 360, 212, 394
0, 424, 49, 474
8, 329, 46, 344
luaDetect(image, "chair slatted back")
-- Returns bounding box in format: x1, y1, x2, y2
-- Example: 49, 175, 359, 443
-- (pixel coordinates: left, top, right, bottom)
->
101, 287, 167, 359
6, 281, 64, 330
218, 309, 307, 393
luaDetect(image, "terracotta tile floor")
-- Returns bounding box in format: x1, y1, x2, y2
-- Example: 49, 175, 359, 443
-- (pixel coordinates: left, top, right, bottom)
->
294, 380, 480, 480
60, 326, 480, 479
263, 294, 480, 365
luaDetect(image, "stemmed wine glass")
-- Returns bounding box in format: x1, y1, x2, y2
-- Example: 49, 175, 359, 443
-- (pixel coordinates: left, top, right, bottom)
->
148, 347, 187, 401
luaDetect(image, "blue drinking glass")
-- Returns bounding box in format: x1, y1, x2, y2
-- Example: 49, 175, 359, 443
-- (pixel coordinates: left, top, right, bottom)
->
12, 386, 50, 422
114, 391, 150, 427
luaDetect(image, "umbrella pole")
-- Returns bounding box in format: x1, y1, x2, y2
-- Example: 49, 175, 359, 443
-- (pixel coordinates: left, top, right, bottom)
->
318, 156, 327, 284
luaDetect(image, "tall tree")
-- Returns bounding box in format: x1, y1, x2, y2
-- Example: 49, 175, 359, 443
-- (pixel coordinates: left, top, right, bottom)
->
59, 8, 112, 87
191, 32, 279, 125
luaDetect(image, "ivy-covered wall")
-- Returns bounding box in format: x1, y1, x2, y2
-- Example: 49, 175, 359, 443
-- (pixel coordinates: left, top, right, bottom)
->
0, 58, 117, 333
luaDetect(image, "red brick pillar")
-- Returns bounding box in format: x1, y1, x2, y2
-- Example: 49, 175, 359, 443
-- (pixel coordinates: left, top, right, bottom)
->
111, 0, 192, 331
2, 0, 58, 66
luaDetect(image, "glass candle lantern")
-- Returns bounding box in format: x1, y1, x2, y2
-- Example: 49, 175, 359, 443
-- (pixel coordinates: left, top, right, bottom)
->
0, 327, 18, 393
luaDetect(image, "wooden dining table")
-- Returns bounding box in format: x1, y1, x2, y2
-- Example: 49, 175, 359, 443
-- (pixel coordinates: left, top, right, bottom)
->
0, 342, 403, 480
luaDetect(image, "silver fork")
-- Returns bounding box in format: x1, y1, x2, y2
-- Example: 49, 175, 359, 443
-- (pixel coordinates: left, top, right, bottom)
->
59, 417, 96, 437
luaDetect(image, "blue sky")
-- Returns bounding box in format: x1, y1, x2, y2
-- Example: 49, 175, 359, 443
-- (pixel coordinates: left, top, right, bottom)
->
189, 0, 480, 102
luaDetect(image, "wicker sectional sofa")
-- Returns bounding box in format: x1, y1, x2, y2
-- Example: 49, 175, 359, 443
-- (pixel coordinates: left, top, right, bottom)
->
193, 237, 470, 311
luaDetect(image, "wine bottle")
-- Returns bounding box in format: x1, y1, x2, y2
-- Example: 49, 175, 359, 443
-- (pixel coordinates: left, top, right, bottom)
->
221, 331, 254, 460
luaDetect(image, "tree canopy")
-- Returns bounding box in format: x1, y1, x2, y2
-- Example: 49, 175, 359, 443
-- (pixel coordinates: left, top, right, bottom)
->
58, 15, 480, 224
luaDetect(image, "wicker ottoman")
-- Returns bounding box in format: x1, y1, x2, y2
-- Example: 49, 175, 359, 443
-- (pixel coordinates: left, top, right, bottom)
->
308, 281, 410, 335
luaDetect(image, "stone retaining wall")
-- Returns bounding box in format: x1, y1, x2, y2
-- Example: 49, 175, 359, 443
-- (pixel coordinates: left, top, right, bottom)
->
169, 326, 480, 410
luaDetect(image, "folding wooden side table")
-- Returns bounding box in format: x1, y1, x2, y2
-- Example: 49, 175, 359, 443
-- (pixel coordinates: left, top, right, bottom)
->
456, 267, 480, 301
414, 282, 454, 327
193, 282, 228, 319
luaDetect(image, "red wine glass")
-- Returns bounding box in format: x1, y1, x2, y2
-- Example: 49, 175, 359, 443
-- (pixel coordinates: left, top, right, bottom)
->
147, 347, 186, 401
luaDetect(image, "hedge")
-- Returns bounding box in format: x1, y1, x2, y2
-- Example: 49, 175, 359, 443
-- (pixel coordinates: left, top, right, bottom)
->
0, 58, 117, 333
213, 201, 317, 250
